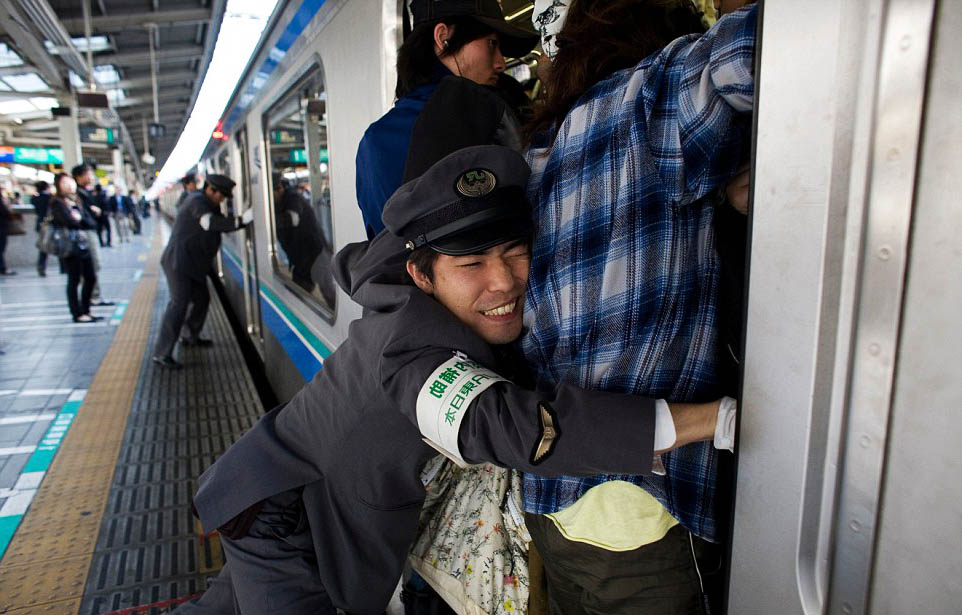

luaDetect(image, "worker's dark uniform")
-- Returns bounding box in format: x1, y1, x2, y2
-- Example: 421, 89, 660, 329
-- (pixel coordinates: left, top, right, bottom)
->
179, 230, 659, 615
154, 191, 244, 358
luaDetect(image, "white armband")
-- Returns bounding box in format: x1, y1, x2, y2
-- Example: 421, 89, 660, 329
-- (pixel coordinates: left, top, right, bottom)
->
714, 396, 738, 452
198, 212, 212, 231
415, 355, 507, 468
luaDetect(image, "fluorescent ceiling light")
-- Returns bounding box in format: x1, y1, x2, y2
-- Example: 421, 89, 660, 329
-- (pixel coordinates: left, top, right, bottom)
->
0, 43, 23, 68
45, 36, 112, 54
147, 0, 279, 199
1, 73, 51, 92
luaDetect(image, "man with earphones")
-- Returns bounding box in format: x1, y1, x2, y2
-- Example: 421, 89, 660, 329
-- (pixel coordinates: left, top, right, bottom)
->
354, 0, 537, 239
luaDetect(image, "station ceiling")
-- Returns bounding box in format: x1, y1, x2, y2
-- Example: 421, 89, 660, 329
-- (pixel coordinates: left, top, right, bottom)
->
0, 0, 225, 182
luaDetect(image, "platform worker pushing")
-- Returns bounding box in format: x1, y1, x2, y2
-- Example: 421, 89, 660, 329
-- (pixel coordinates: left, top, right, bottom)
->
153, 174, 252, 369
175, 145, 729, 614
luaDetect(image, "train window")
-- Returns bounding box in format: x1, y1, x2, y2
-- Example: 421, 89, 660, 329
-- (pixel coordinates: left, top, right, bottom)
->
216, 147, 235, 215
263, 64, 336, 319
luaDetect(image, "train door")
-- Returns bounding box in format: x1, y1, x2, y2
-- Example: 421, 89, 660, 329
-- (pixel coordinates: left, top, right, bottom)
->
236, 127, 264, 357
728, 1, 961, 614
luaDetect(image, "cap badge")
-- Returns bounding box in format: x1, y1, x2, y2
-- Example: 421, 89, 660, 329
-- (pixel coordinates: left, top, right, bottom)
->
456, 169, 497, 197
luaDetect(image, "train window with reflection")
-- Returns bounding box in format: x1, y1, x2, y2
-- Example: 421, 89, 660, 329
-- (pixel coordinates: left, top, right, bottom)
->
263, 64, 336, 318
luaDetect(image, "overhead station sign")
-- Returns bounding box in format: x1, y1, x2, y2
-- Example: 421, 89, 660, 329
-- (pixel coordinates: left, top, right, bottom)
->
0, 146, 64, 165
80, 126, 115, 144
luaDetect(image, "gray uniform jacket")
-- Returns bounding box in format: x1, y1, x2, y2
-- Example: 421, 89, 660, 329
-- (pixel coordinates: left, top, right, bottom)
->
193, 231, 657, 613
161, 192, 242, 281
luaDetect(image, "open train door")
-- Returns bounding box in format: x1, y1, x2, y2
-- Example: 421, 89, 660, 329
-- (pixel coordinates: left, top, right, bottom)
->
236, 127, 265, 358
729, 1, 961, 614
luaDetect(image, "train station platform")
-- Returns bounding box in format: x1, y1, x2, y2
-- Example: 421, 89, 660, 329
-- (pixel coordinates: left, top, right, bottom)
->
0, 219, 264, 614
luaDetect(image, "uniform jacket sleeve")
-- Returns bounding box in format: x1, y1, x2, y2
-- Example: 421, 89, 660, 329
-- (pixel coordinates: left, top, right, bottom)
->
380, 318, 655, 477
188, 199, 242, 233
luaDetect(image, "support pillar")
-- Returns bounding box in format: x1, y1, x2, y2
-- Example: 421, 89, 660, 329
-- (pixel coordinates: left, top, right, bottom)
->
57, 98, 82, 170
111, 147, 126, 192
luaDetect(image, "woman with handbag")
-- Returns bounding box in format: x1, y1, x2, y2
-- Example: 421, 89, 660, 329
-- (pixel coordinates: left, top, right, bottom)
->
50, 173, 100, 323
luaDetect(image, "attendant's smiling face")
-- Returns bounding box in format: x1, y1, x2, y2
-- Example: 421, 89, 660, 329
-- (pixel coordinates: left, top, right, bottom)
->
407, 240, 530, 345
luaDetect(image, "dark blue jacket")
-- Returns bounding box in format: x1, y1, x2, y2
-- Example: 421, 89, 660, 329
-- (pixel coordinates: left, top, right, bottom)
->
354, 65, 451, 239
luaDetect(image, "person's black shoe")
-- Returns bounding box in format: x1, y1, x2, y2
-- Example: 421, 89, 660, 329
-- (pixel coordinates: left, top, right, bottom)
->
37, 269, 46, 277
91, 299, 116, 306
84, 313, 104, 322
180, 337, 214, 347
152, 355, 183, 369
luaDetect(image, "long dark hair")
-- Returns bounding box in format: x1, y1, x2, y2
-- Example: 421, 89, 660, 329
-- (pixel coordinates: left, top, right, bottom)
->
525, 0, 705, 146
396, 17, 495, 98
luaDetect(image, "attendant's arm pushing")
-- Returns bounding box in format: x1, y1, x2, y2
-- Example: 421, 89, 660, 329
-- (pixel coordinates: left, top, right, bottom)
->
385, 345, 736, 478
198, 207, 253, 232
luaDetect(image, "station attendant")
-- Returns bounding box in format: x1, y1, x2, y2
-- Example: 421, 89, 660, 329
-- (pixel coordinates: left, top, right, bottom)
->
176, 146, 735, 614
152, 174, 252, 368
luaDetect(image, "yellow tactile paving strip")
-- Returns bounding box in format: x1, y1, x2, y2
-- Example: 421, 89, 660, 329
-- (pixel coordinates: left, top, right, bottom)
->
0, 226, 163, 615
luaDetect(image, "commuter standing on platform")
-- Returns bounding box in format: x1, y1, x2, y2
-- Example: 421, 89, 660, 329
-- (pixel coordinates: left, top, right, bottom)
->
0, 190, 14, 276
176, 174, 197, 210
31, 180, 51, 276
50, 173, 99, 323
152, 174, 252, 369
110, 187, 132, 243
354, 0, 536, 239
93, 183, 111, 247
71, 164, 114, 306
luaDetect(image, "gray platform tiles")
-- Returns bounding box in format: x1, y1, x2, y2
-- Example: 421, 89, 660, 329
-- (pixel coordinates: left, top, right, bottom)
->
79, 270, 264, 615
0, 225, 152, 519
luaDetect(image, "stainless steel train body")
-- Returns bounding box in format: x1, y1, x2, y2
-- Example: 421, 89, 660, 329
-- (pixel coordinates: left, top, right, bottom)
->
159, 1, 962, 613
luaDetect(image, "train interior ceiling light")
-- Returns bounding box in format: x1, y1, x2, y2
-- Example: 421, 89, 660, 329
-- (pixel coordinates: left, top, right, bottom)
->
147, 0, 279, 199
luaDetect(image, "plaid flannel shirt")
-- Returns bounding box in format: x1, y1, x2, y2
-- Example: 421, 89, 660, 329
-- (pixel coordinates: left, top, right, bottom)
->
521, 5, 757, 541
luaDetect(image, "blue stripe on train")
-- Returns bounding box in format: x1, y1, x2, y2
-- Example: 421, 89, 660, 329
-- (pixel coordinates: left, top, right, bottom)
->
224, 0, 328, 133
220, 247, 327, 382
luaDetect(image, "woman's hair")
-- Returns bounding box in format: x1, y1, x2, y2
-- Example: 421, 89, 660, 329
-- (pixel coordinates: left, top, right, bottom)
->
524, 0, 706, 146
396, 17, 496, 98
53, 172, 73, 196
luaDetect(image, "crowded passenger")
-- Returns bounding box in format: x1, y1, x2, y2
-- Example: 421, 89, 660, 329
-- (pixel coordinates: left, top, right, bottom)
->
152, 174, 252, 369
49, 173, 100, 323
175, 145, 728, 615
354, 0, 537, 239
31, 180, 51, 277
517, 1, 757, 613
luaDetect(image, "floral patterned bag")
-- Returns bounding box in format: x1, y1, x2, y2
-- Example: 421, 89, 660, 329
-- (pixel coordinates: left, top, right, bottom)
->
411, 461, 530, 615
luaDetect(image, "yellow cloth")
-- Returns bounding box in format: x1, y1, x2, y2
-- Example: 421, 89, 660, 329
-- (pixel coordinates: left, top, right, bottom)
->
546, 481, 678, 552
690, 0, 718, 28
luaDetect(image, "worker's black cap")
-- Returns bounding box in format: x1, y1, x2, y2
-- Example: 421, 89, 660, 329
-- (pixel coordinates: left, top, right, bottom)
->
205, 174, 235, 198
410, 0, 538, 58
382, 145, 531, 256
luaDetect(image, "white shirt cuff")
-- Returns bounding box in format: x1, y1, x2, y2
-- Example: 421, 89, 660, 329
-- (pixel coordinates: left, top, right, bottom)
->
653, 399, 676, 451
714, 396, 738, 452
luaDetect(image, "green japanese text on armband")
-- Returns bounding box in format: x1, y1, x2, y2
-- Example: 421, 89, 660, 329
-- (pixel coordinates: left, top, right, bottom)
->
415, 355, 508, 467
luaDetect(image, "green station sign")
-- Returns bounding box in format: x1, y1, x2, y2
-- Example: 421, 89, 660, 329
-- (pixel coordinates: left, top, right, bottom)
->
288, 148, 328, 164
12, 147, 63, 165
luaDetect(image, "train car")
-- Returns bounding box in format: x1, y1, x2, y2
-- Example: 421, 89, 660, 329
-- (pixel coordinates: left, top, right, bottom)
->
155, 0, 961, 613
